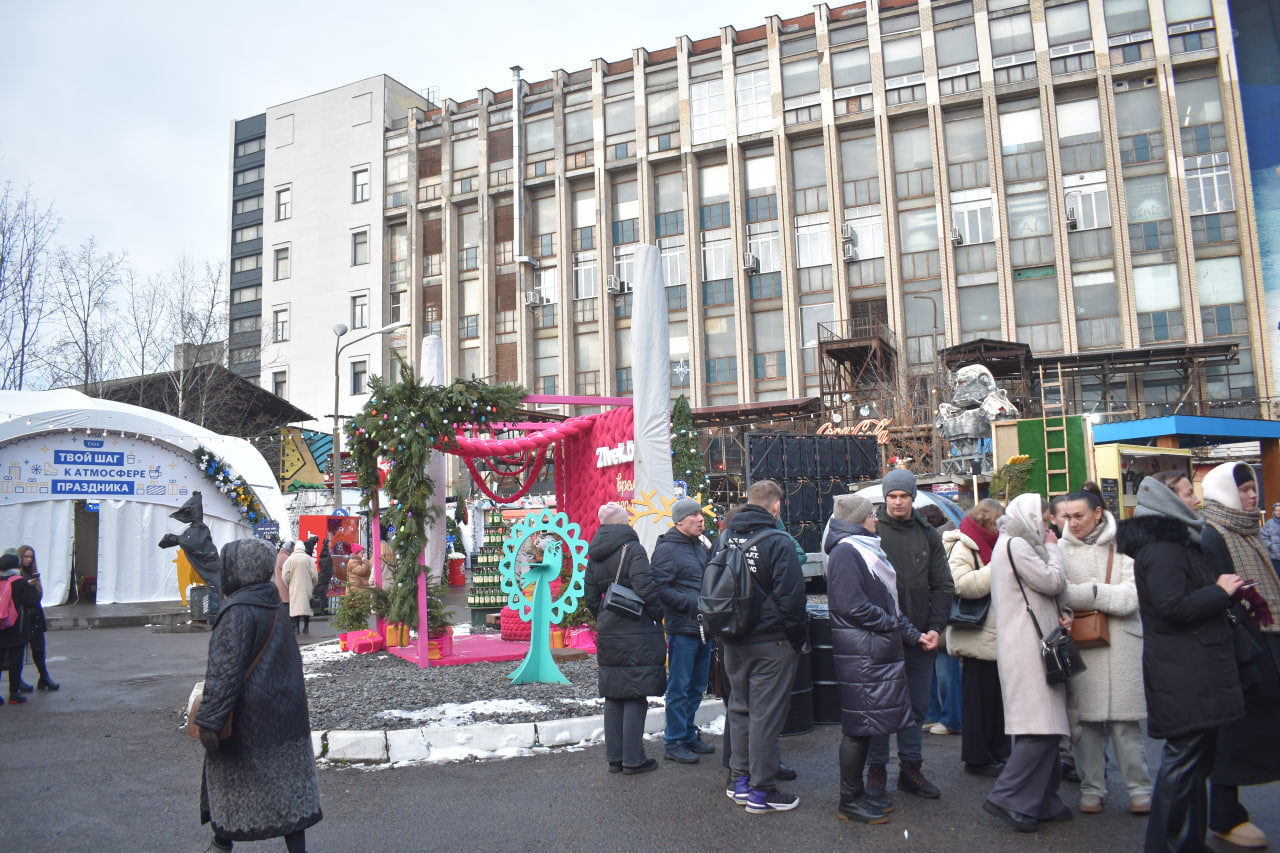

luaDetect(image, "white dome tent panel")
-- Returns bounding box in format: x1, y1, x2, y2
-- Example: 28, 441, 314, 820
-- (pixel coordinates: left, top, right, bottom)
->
0, 389, 288, 605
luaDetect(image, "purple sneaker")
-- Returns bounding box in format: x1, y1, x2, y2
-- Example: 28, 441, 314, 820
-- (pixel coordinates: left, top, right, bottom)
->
746, 787, 799, 814
726, 774, 752, 804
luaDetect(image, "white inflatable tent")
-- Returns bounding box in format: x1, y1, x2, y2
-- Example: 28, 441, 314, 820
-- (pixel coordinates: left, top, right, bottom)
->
0, 389, 288, 605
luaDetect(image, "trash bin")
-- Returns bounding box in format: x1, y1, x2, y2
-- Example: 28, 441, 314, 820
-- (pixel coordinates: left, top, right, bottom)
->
808, 605, 840, 725
190, 585, 220, 621
781, 612, 815, 737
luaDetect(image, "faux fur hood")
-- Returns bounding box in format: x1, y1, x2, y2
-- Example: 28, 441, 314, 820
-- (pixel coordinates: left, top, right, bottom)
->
1115, 513, 1196, 559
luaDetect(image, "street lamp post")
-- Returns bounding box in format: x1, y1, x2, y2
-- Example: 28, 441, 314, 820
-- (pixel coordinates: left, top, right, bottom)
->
332, 320, 411, 511
910, 295, 943, 472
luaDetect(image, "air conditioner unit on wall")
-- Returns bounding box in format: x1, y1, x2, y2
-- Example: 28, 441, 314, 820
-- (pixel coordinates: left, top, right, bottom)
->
524, 291, 549, 307
1066, 207, 1079, 231
841, 222, 857, 242
842, 242, 859, 261
606, 274, 621, 295
742, 252, 759, 272
950, 228, 964, 246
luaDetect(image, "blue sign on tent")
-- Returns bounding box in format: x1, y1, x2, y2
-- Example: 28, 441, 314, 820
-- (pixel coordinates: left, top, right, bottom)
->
86, 501, 99, 512
254, 521, 280, 539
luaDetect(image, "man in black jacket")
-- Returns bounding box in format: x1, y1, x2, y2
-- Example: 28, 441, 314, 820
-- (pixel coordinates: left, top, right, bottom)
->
722, 480, 807, 814
865, 469, 952, 804
652, 496, 714, 764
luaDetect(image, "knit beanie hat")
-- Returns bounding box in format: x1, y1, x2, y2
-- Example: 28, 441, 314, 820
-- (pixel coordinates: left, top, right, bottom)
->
0, 553, 18, 572
881, 468, 918, 499
671, 497, 703, 525
833, 494, 874, 525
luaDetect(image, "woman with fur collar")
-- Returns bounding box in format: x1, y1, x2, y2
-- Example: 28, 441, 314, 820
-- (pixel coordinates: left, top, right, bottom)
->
982, 493, 1071, 832
1116, 471, 1245, 853
1060, 487, 1152, 816
1199, 462, 1280, 851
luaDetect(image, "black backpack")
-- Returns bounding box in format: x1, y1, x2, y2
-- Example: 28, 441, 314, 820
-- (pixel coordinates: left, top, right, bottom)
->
697, 528, 785, 641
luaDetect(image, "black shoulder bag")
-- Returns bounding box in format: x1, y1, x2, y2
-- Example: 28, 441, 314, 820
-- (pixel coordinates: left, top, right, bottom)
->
947, 540, 991, 629
1008, 541, 1085, 685
603, 544, 646, 618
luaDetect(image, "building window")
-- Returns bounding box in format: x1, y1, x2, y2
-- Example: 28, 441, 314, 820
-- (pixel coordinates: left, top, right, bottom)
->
616, 367, 634, 393
753, 351, 787, 380
230, 316, 260, 335
350, 360, 367, 395
231, 285, 261, 303
1185, 157, 1235, 216
573, 253, 598, 300
496, 310, 516, 334
458, 247, 478, 271
1135, 264, 1185, 344
351, 294, 368, 329
352, 230, 369, 266
272, 309, 289, 342
575, 370, 601, 396
272, 371, 287, 397
666, 284, 688, 311
750, 272, 783, 300
425, 306, 441, 338
234, 196, 263, 215
273, 247, 290, 280
702, 279, 734, 306
229, 347, 257, 365
705, 356, 737, 385
353, 168, 370, 203
233, 225, 261, 244
388, 291, 404, 324
613, 292, 633, 319
232, 254, 261, 273
735, 70, 772, 136
236, 138, 264, 157
275, 187, 291, 220
459, 315, 479, 339
691, 78, 726, 145
235, 167, 263, 186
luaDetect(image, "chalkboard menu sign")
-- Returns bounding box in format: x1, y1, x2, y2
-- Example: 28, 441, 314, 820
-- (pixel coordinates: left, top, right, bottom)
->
1100, 478, 1121, 516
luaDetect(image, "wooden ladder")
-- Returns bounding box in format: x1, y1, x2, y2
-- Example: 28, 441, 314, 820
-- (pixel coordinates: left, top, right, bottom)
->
1039, 363, 1071, 497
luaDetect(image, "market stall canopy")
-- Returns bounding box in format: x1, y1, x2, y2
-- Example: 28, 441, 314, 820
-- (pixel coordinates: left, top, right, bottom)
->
1092, 415, 1280, 449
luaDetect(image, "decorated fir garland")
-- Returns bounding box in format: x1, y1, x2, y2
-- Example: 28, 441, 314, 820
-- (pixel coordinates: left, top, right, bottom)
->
192, 445, 267, 523
671, 395, 712, 520
344, 368, 526, 629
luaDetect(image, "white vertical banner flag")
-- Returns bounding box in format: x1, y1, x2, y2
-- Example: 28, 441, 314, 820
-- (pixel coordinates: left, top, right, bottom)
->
420, 335, 448, 657
630, 244, 674, 554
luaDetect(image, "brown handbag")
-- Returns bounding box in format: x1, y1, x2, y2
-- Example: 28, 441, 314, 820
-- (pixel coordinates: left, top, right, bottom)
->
186, 609, 279, 740
1068, 548, 1113, 649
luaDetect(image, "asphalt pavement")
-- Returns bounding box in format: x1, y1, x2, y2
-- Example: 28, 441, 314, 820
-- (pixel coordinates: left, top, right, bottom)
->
2, 625, 1276, 852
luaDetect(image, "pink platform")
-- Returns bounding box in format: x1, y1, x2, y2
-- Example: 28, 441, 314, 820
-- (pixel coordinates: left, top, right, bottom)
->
386, 632, 532, 667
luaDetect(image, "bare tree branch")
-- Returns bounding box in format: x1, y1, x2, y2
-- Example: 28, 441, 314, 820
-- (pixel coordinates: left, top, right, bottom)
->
0, 182, 59, 389
45, 237, 127, 391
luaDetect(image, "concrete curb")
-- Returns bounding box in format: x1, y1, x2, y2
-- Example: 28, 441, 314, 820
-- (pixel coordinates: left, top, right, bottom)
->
313, 699, 726, 765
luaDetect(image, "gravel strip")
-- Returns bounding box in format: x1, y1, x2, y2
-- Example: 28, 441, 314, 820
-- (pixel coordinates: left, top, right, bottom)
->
303, 646, 640, 731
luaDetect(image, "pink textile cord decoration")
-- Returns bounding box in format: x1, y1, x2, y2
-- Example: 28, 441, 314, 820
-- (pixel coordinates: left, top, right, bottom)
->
463, 448, 547, 503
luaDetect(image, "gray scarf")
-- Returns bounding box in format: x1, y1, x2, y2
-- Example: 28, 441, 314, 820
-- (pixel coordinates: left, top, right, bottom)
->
1133, 476, 1205, 544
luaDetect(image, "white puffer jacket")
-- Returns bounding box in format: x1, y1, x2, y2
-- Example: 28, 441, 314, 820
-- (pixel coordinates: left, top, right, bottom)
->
944, 529, 998, 661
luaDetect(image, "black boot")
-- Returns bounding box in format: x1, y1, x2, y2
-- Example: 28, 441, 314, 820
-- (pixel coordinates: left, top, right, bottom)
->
840, 735, 891, 823
37, 677, 59, 691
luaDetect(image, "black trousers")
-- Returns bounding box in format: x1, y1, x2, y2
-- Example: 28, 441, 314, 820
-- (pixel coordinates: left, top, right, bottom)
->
1145, 728, 1216, 853
29, 629, 50, 679
960, 658, 1010, 766
3, 646, 25, 696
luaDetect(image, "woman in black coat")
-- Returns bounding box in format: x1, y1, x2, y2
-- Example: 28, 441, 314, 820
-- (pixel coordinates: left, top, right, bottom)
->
18, 545, 58, 691
1116, 472, 1245, 853
584, 503, 667, 775
825, 495, 930, 824
0, 553, 42, 705
195, 538, 322, 853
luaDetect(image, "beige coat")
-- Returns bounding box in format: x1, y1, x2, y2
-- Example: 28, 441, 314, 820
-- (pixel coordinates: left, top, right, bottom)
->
273, 548, 291, 605
944, 529, 998, 661
990, 525, 1069, 737
1061, 511, 1146, 722
281, 551, 317, 618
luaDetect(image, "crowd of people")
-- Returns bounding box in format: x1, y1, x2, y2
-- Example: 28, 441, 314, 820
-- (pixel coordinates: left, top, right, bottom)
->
582, 461, 1279, 853
0, 545, 59, 706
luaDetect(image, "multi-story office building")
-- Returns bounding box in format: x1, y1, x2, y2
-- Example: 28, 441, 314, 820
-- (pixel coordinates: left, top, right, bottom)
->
227, 0, 1273, 441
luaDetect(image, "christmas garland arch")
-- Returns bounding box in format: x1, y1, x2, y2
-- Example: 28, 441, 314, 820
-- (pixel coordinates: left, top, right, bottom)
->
345, 369, 526, 628
192, 445, 267, 523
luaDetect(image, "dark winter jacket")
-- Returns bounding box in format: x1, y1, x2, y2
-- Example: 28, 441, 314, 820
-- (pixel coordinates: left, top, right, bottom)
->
824, 519, 919, 737
1116, 514, 1245, 740
875, 506, 955, 634
19, 563, 47, 634
651, 526, 712, 635
197, 538, 322, 841
720, 504, 807, 648
0, 572, 41, 648
585, 524, 668, 699
1200, 524, 1280, 786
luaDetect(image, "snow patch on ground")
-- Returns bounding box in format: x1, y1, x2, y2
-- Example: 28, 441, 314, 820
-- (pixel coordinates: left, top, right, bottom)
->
375, 698, 550, 726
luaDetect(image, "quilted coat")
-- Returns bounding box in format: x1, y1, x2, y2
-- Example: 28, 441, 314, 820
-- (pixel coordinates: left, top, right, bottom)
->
1061, 511, 1147, 722
196, 539, 322, 841
825, 518, 920, 738
585, 523, 668, 699
1115, 513, 1245, 739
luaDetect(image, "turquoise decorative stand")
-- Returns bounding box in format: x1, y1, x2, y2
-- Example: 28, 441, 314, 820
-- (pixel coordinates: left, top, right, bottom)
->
500, 509, 587, 684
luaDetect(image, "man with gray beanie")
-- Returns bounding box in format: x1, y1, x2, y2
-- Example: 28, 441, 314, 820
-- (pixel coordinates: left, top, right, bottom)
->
865, 468, 954, 804
652, 496, 715, 763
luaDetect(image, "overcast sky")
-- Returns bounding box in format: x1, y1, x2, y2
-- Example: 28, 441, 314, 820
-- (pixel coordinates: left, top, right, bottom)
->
2, 0, 794, 280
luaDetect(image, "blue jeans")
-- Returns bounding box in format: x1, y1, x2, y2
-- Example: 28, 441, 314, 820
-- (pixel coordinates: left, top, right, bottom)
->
665, 632, 711, 747
925, 652, 963, 731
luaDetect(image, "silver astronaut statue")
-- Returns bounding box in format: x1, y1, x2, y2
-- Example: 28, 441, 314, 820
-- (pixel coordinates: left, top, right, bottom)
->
935, 364, 1018, 475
